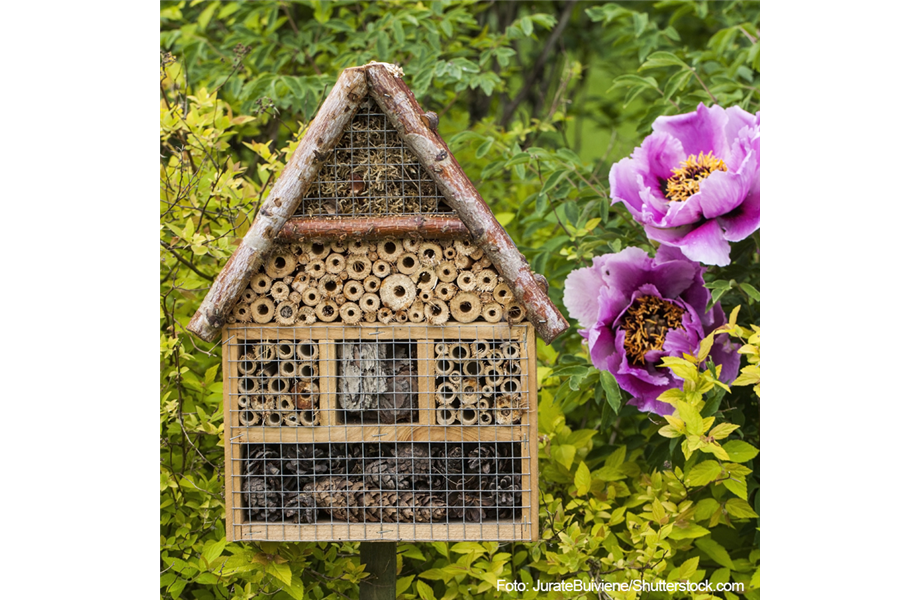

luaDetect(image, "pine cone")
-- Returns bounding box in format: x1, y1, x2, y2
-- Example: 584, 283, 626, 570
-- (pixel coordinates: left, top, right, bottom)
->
362, 444, 430, 489
282, 491, 317, 523
490, 474, 522, 507
379, 346, 418, 423
243, 476, 282, 522
467, 445, 497, 475
398, 492, 448, 522
246, 448, 282, 477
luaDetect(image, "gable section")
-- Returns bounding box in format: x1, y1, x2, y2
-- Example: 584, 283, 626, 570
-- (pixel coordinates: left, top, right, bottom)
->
296, 97, 453, 217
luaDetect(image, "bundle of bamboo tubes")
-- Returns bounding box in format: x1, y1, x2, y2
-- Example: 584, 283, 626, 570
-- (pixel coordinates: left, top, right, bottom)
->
432, 339, 526, 426
235, 339, 320, 427
225, 238, 526, 327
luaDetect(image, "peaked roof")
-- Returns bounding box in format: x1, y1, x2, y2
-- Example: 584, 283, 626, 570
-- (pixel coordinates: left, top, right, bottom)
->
188, 62, 568, 343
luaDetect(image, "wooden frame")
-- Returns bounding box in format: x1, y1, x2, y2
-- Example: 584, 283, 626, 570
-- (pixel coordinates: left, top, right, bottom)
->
224, 322, 539, 543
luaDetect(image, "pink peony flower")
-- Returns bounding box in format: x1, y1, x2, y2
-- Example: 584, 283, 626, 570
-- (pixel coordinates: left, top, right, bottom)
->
609, 103, 760, 266
564, 246, 739, 415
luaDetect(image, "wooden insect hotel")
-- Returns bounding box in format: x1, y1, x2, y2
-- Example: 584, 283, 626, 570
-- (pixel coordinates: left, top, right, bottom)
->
189, 62, 569, 542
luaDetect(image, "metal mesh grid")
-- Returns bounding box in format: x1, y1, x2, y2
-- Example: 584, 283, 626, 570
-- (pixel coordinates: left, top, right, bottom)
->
297, 97, 453, 217
225, 323, 535, 541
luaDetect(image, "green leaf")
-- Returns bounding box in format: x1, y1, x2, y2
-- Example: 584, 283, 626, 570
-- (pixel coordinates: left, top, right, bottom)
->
679, 556, 700, 580
265, 561, 291, 586
574, 461, 591, 496
599, 370, 622, 414
685, 460, 722, 486
416, 580, 435, 600
640, 51, 689, 71
724, 498, 758, 519
551, 444, 576, 470
739, 283, 760, 301
475, 138, 494, 158
696, 537, 734, 569
396, 576, 414, 596
677, 401, 704, 436
668, 524, 710, 540
201, 539, 226, 566
722, 440, 759, 462
451, 542, 484, 554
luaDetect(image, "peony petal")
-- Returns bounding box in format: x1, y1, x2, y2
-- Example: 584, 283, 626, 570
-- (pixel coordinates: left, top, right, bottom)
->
609, 157, 648, 218
708, 333, 740, 384
627, 396, 677, 416
563, 264, 604, 329
632, 131, 686, 190
696, 150, 756, 219
719, 187, 760, 242
651, 220, 732, 266
652, 103, 731, 159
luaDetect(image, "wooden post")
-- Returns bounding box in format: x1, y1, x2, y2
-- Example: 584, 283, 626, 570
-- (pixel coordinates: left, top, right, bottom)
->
360, 542, 396, 600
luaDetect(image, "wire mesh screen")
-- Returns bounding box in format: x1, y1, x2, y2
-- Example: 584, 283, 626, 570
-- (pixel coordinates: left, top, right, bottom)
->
226, 239, 527, 329
224, 323, 536, 542
296, 97, 453, 217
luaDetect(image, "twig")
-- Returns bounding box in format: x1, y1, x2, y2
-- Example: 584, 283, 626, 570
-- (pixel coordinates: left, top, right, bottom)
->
160, 240, 214, 281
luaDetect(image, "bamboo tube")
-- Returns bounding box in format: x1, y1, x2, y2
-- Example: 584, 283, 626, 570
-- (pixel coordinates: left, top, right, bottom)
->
469, 340, 490, 358
413, 266, 438, 290
253, 342, 276, 363
461, 378, 480, 405
403, 238, 420, 253
307, 241, 330, 260
454, 239, 476, 256
487, 349, 504, 367
419, 242, 443, 265
450, 292, 482, 323
480, 292, 494, 305
477, 398, 491, 411
482, 366, 504, 387
237, 354, 258, 376
232, 303, 252, 323
443, 246, 457, 260
462, 360, 482, 378
237, 395, 250, 409
277, 395, 296, 412
372, 260, 392, 278
337, 269, 349, 281
296, 342, 320, 364
507, 361, 523, 377
436, 408, 457, 425
319, 274, 343, 297
364, 309, 377, 322
346, 255, 372, 280
435, 282, 458, 302
434, 357, 454, 376
434, 342, 449, 356
325, 252, 346, 274
343, 280, 364, 301
315, 300, 339, 322
455, 254, 473, 269
239, 409, 260, 426
348, 239, 371, 254
378, 307, 394, 324
479, 411, 493, 425
482, 303, 503, 323
492, 282, 514, 305
500, 341, 521, 360
363, 275, 381, 293
330, 241, 347, 253
295, 306, 316, 324
495, 409, 513, 425
250, 298, 274, 323
379, 274, 416, 310
296, 361, 316, 379
408, 300, 426, 323
260, 362, 278, 377
250, 273, 272, 295
506, 302, 526, 324
481, 385, 495, 397
377, 239, 403, 263
448, 371, 462, 385
294, 381, 319, 409
306, 258, 326, 279
282, 412, 299, 427
435, 261, 458, 283
460, 408, 479, 425
251, 395, 275, 412
302, 287, 321, 306
495, 396, 512, 410
448, 343, 470, 361
456, 271, 476, 291
397, 252, 421, 275
500, 378, 520, 395
298, 409, 317, 426
278, 360, 297, 378
475, 256, 492, 269
263, 411, 283, 427
470, 247, 484, 260
275, 301, 297, 325
436, 381, 457, 405
265, 250, 297, 279
369, 251, 379, 261
359, 292, 381, 313
266, 377, 290, 395
395, 309, 409, 323
424, 299, 450, 325
476, 269, 498, 291
418, 289, 433, 303
340, 302, 363, 324
241, 289, 258, 303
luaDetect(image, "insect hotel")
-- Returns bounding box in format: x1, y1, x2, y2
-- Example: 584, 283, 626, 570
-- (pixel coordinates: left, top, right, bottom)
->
189, 62, 568, 543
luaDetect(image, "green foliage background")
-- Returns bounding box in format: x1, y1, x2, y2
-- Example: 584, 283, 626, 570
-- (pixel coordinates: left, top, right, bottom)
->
160, 2, 760, 598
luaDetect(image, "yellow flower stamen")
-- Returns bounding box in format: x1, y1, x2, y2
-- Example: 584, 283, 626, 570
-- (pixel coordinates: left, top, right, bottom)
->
621, 296, 686, 365
665, 151, 727, 202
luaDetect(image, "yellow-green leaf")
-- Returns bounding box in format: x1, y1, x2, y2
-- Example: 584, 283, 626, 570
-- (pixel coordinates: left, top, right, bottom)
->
685, 460, 722, 486
574, 462, 592, 496
696, 537, 734, 569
